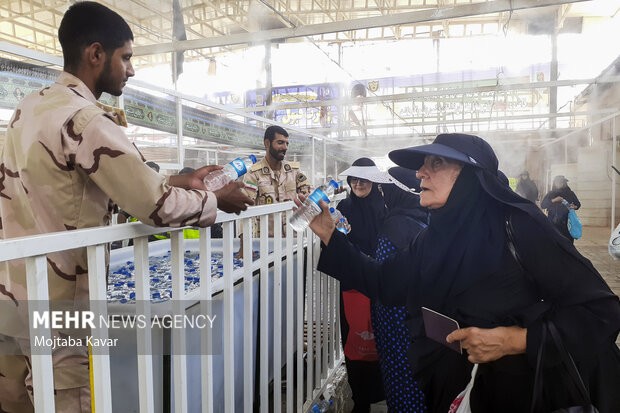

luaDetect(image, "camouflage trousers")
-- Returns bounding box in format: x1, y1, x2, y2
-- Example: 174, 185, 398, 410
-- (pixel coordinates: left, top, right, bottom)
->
0, 335, 91, 413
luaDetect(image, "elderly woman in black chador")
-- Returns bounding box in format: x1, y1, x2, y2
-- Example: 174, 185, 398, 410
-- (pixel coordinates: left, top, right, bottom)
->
336, 157, 386, 412
298, 133, 620, 413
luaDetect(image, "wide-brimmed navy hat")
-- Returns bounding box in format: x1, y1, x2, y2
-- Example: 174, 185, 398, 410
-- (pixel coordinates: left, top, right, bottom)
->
388, 133, 498, 173
390, 133, 588, 268
389, 132, 536, 212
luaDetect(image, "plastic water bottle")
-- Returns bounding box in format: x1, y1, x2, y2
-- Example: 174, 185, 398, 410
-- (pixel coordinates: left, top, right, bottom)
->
289, 180, 339, 232
203, 155, 257, 191
335, 217, 348, 234
329, 207, 343, 222
329, 207, 348, 234
311, 399, 334, 413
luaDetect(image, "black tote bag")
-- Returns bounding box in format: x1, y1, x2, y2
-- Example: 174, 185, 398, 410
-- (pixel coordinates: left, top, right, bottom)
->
531, 321, 599, 413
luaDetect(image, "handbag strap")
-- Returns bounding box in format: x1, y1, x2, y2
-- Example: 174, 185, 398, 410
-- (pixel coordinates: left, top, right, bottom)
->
504, 212, 542, 298
504, 213, 526, 273
507, 212, 594, 411
546, 321, 591, 404
530, 320, 592, 412
504, 212, 551, 303
531, 322, 544, 412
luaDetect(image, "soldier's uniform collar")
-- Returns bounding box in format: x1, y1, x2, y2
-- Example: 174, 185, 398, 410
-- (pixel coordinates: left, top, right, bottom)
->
57, 72, 98, 104
57, 72, 127, 127
260, 159, 289, 174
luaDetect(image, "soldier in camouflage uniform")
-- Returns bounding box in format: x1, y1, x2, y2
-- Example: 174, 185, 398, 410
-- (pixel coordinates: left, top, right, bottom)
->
0, 3, 252, 412
240, 125, 312, 243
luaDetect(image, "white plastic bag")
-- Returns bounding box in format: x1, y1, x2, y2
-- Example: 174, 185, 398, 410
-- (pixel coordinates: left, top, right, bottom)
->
448, 364, 479, 413
609, 223, 620, 260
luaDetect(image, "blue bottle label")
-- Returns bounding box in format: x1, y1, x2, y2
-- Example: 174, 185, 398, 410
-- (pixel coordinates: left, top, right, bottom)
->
230, 158, 247, 175
308, 188, 329, 206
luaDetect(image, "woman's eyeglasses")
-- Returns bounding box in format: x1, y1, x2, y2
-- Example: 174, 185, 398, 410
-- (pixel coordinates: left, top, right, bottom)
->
350, 177, 370, 184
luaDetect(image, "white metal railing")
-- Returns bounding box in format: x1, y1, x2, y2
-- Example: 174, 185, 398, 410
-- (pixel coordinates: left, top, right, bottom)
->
0, 201, 344, 413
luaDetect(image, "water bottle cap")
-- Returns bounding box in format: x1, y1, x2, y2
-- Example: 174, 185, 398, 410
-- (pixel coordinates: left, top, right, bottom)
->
311, 406, 320, 413
329, 207, 335, 213
328, 179, 338, 189
249, 154, 257, 163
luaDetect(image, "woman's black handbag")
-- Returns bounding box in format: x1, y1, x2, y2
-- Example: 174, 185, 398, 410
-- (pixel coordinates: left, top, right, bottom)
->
531, 321, 599, 413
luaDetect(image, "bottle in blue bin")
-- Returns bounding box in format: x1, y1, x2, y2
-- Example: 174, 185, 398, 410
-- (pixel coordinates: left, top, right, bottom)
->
311, 398, 334, 413
203, 155, 257, 191
289, 180, 339, 232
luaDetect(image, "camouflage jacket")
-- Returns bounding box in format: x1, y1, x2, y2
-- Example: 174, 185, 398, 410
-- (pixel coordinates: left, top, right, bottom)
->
0, 72, 217, 336
241, 157, 312, 236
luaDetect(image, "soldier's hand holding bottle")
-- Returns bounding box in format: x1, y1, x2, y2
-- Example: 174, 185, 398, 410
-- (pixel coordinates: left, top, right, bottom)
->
214, 181, 254, 214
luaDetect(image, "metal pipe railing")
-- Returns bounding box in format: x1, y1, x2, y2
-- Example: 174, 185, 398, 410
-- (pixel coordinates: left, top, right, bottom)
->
241, 219, 253, 413
199, 226, 215, 413
273, 212, 283, 413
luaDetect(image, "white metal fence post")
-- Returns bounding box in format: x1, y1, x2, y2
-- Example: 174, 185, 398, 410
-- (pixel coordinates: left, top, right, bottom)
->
222, 221, 236, 412
134, 236, 155, 413
321, 272, 328, 381
273, 212, 283, 413
242, 219, 254, 413
305, 228, 314, 403
296, 229, 305, 412
26, 255, 56, 413
313, 234, 321, 392
87, 244, 113, 413
259, 215, 270, 413
285, 211, 294, 412
199, 227, 214, 413
170, 231, 188, 413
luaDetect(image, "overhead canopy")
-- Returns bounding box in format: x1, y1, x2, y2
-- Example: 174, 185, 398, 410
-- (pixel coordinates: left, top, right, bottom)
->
0, 0, 612, 69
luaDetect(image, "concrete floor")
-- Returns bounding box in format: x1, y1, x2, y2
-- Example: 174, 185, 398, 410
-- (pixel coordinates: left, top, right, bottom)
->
332, 225, 620, 413
575, 226, 619, 297
574, 226, 620, 346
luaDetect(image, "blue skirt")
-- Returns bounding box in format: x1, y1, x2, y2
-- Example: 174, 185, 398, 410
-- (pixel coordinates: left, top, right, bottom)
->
372, 236, 427, 412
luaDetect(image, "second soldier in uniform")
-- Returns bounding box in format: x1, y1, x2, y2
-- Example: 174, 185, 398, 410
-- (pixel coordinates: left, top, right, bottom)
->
238, 125, 312, 256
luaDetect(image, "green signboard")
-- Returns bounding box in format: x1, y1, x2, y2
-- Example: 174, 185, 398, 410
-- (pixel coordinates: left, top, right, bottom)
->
0, 58, 317, 155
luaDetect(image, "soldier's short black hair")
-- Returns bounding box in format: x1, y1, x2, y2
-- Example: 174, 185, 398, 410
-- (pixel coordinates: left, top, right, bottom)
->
59, 1, 134, 71
264, 125, 288, 143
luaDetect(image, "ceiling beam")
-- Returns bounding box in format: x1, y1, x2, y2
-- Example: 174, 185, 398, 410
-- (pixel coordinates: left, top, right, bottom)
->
238, 75, 620, 113
308, 109, 618, 133
0, 40, 63, 66
342, 129, 583, 151
134, 0, 589, 56
128, 0, 215, 38
273, 5, 434, 15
